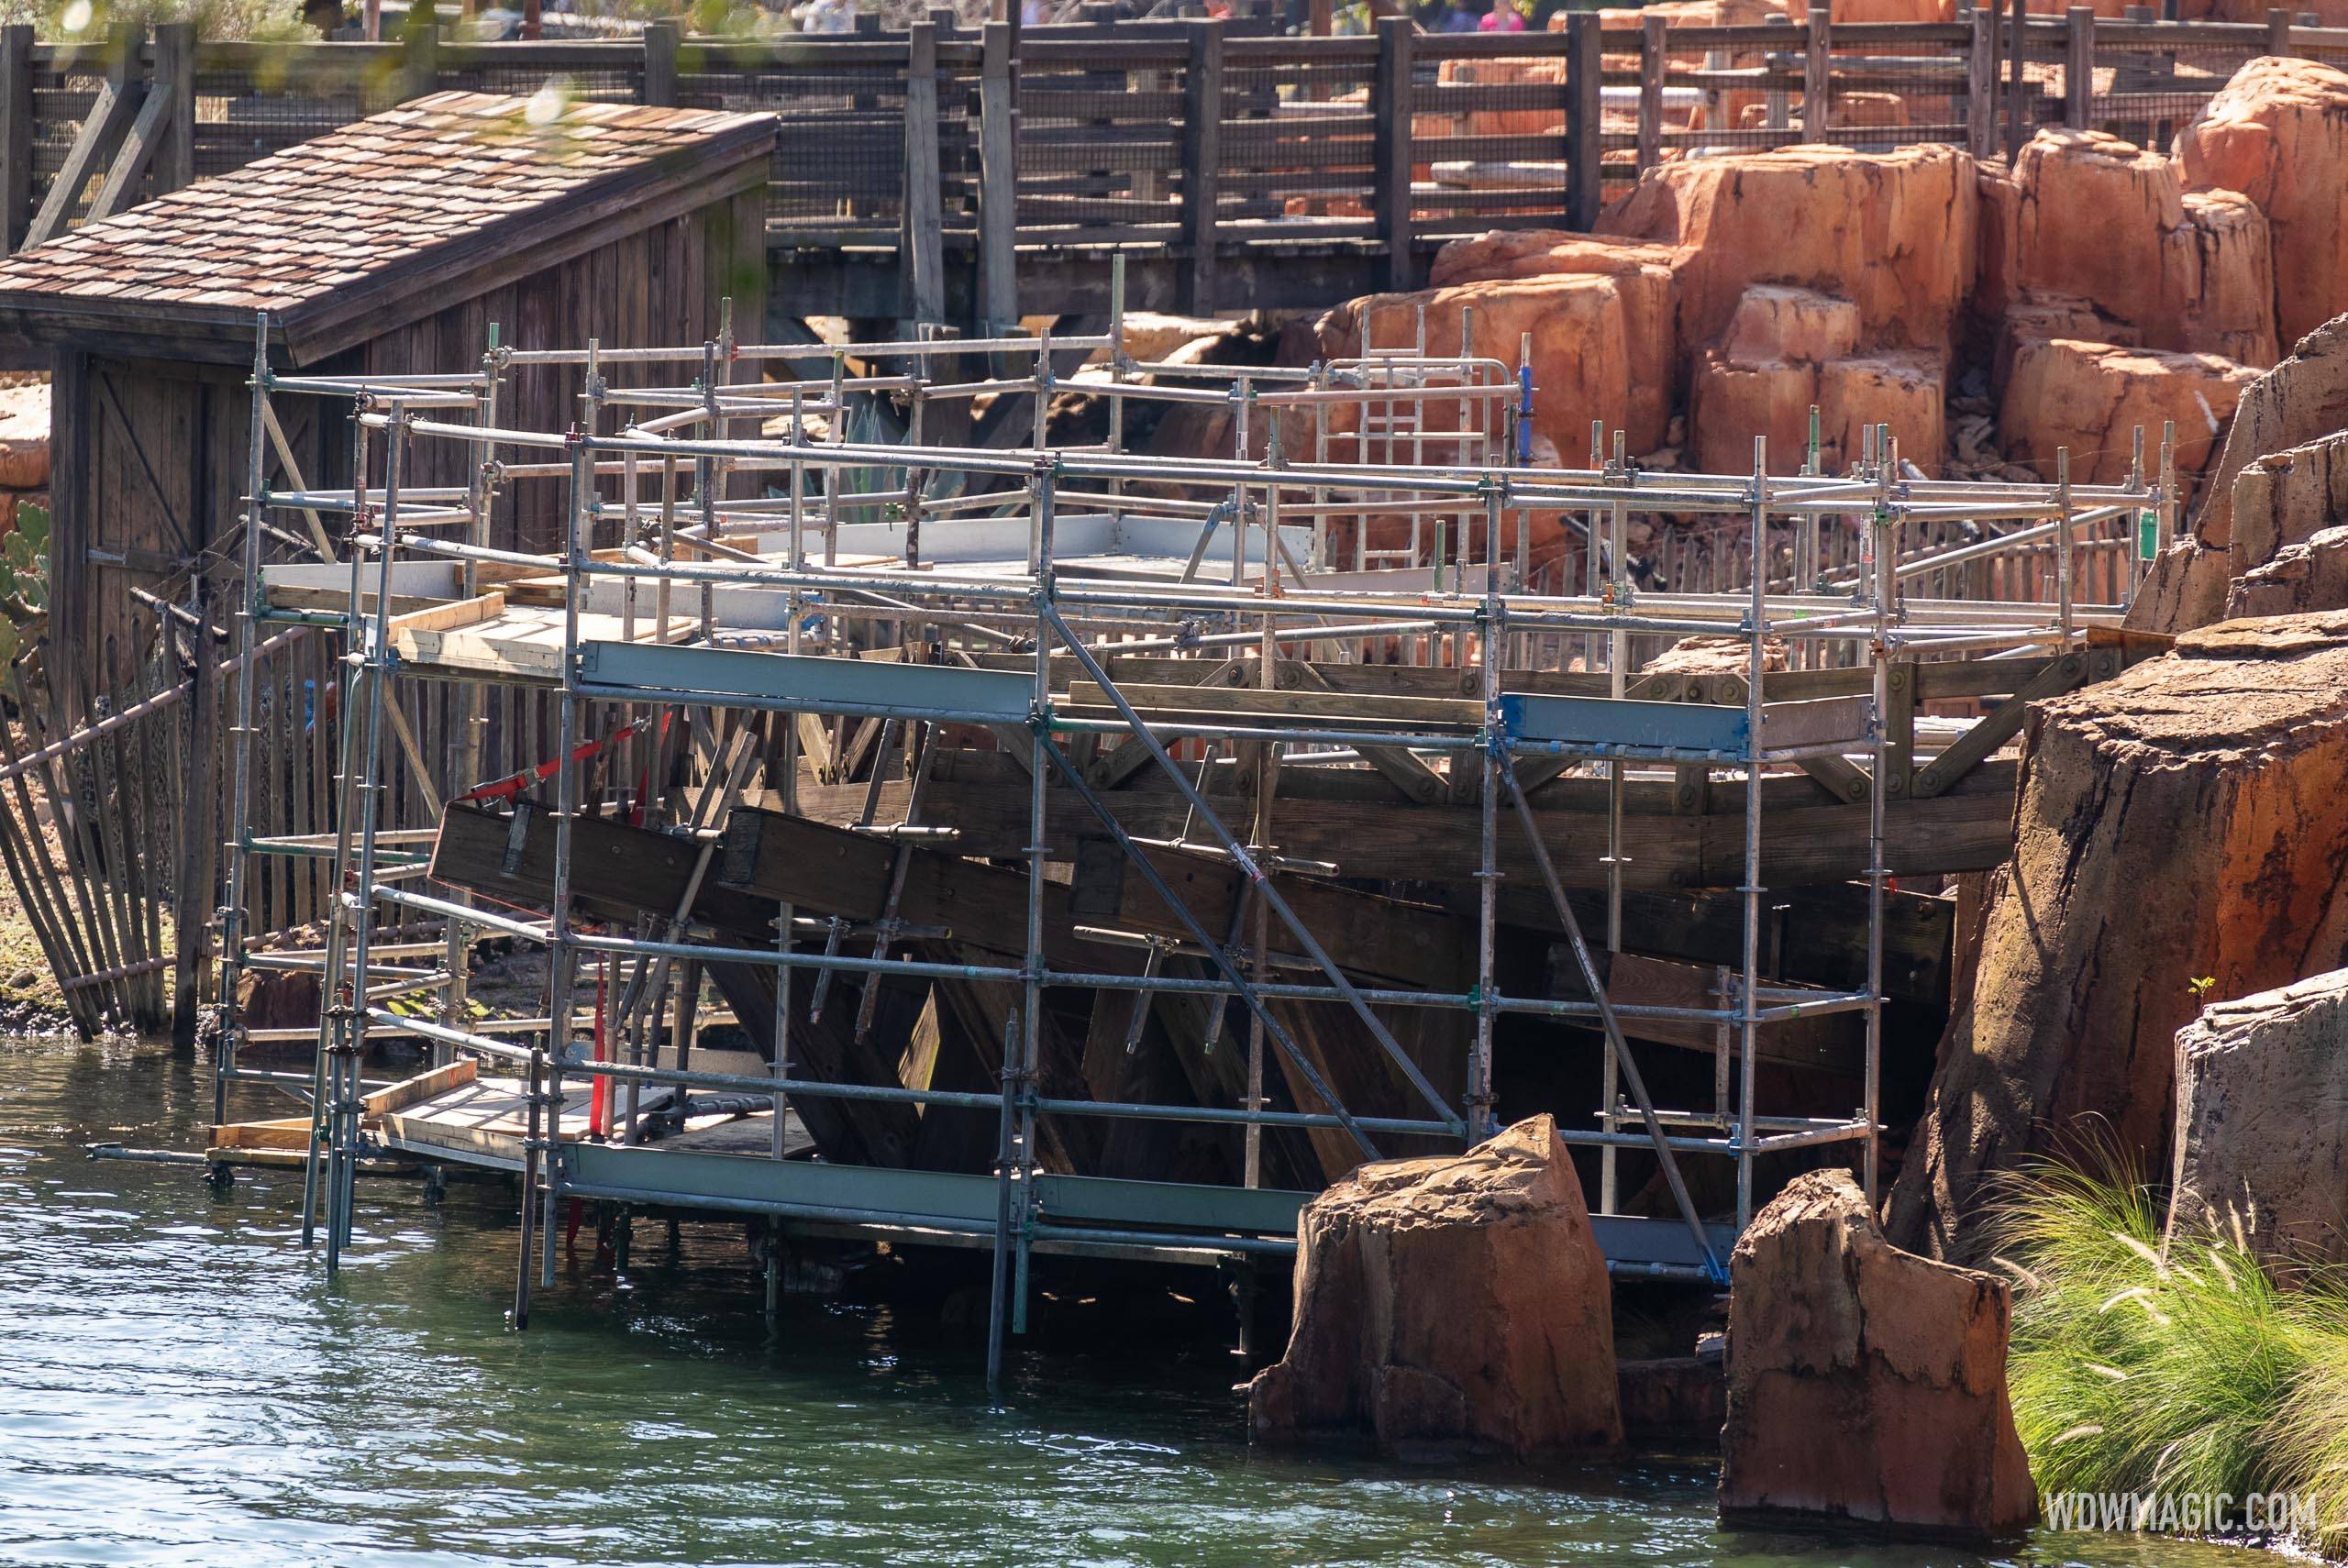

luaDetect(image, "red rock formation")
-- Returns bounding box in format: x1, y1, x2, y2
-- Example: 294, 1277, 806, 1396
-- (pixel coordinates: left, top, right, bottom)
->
2180, 57, 2348, 347
2198, 314, 2348, 547
2008, 129, 2278, 365
1999, 337, 2255, 484
1247, 1114, 1623, 1455
1722, 284, 1861, 362
1722, 1169, 2037, 1536
1821, 350, 1945, 473
1691, 284, 1944, 474
2168, 968, 2348, 1272
2132, 316, 2348, 633
2227, 522, 2348, 618
1309, 271, 1674, 458
1598, 143, 1979, 357
1887, 614, 2348, 1258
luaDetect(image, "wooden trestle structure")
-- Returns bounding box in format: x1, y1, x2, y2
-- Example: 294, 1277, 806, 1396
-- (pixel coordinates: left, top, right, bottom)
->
122, 277, 2176, 1386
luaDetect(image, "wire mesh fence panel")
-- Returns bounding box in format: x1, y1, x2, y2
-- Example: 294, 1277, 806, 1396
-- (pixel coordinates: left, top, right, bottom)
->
934, 53, 979, 236
435, 61, 645, 104
1814, 22, 1974, 149
193, 56, 394, 182
2009, 17, 2071, 141
27, 58, 104, 226
2088, 30, 2255, 149
1412, 39, 1577, 237
1595, 23, 1653, 205
681, 50, 911, 235
1220, 38, 1377, 238
1649, 21, 1809, 156
1014, 40, 1187, 240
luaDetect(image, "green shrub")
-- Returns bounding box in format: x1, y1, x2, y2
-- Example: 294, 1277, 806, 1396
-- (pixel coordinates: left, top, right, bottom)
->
1993, 1158, 2348, 1554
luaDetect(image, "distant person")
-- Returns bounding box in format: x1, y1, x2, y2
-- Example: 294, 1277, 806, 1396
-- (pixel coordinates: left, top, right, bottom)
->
1479, 0, 1524, 30
1440, 2, 1478, 29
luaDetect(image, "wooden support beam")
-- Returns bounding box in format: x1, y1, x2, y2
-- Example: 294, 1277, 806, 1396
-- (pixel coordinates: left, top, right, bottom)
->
1290, 662, 1445, 803
1911, 651, 2087, 798
1370, 17, 1413, 293
1636, 13, 1665, 173
714, 803, 1472, 990
86, 82, 175, 224
901, 22, 945, 328
976, 22, 1018, 331
641, 18, 679, 105
426, 805, 920, 1165
2065, 5, 2096, 127
25, 46, 142, 252
827, 764, 2022, 889
1497, 881, 1954, 1010
1804, 0, 1832, 130
1967, 2, 1998, 160
1180, 18, 1224, 315
0, 25, 31, 256
150, 21, 195, 197
1565, 12, 1602, 230
1550, 949, 1864, 1077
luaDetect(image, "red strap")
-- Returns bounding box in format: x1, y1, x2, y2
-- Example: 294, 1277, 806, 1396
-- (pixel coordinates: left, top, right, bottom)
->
455, 716, 651, 805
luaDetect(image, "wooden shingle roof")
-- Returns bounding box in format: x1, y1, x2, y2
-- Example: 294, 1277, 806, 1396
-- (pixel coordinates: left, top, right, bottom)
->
0, 90, 776, 364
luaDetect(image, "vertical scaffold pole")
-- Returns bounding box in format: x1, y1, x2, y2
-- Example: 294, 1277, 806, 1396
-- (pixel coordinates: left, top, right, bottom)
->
216, 315, 272, 1129
1471, 482, 1502, 1143
440, 322, 503, 1066
1865, 490, 1892, 1205
1736, 435, 1767, 1231
538, 426, 595, 1297
303, 410, 370, 1257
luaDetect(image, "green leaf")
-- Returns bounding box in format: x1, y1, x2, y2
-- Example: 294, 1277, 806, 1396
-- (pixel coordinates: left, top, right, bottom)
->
5, 533, 33, 572
15, 504, 47, 547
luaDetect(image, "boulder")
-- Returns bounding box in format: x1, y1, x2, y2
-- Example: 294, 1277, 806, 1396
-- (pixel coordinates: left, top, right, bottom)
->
1691, 353, 1817, 475
2227, 523, 2348, 619
1307, 271, 1674, 459
2223, 428, 2348, 581
1689, 348, 1944, 475
1722, 1169, 2036, 1536
1102, 313, 1242, 368
1887, 613, 2348, 1259
2134, 425, 2348, 634
2198, 314, 2348, 550
2179, 57, 2348, 347
1247, 1114, 1623, 1455
1429, 230, 1678, 295
1989, 293, 2135, 394
2167, 967, 2348, 1272
2008, 129, 2278, 364
1722, 284, 1860, 363
2009, 131, 2177, 335
2176, 189, 2283, 367
1598, 143, 1979, 357
1821, 350, 1945, 475
1689, 282, 1944, 474
1645, 632, 1790, 677
1999, 337, 2256, 484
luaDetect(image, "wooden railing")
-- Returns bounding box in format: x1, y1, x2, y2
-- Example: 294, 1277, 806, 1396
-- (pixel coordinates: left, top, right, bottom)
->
1, 7, 2338, 312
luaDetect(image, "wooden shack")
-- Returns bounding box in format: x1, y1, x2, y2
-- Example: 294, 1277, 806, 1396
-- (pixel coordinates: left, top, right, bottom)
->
0, 89, 777, 681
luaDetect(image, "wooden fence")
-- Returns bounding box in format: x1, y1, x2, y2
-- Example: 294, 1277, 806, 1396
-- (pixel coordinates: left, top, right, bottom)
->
0, 8, 2339, 309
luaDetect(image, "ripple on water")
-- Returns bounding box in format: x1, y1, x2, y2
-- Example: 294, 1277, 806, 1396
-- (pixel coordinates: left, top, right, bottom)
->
0, 1036, 2297, 1568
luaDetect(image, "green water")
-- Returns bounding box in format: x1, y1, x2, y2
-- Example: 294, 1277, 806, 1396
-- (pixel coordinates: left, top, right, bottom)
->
0, 1035, 2280, 1568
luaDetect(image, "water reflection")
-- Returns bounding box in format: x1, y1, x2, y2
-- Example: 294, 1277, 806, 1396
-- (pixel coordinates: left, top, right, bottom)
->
0, 1037, 2281, 1568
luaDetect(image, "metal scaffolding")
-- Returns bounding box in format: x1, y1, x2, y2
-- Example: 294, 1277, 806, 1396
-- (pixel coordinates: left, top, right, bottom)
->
207, 271, 2172, 1390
